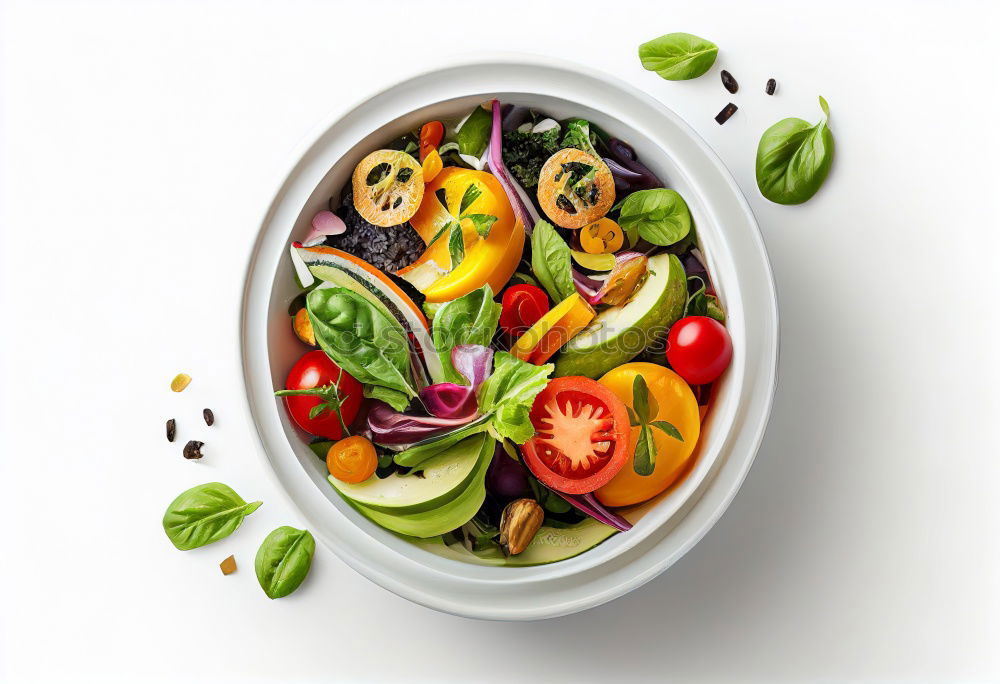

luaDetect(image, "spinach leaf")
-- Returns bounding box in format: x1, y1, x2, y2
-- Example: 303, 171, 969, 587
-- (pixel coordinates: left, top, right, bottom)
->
457, 105, 492, 158
162, 482, 262, 550
618, 188, 691, 246
638, 32, 719, 81
431, 285, 502, 384
254, 526, 315, 599
756, 96, 834, 205
307, 287, 415, 402
530, 220, 575, 303
561, 118, 600, 158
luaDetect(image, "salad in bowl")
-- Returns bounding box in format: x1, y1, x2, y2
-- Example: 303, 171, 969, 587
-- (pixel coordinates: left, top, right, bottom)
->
275, 99, 733, 566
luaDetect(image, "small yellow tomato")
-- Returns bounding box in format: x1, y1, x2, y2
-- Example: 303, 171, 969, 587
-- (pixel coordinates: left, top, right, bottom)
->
327, 436, 378, 484
595, 363, 700, 507
579, 218, 625, 254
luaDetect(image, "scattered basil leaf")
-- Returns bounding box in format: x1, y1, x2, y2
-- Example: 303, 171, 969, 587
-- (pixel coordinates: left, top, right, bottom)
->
638, 32, 719, 81
628, 375, 682, 475
530, 220, 575, 303
162, 482, 262, 551
618, 188, 692, 246
459, 184, 482, 215
254, 526, 315, 599
307, 287, 415, 402
633, 426, 657, 476
756, 96, 834, 205
457, 105, 492, 158
448, 222, 465, 269
651, 420, 684, 441
431, 285, 502, 384
464, 214, 497, 238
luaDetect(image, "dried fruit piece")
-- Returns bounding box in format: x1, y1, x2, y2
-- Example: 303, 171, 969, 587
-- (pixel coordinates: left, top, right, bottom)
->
203, 408, 215, 426
498, 498, 544, 556
183, 440, 204, 460
766, 78, 777, 95
721, 70, 738, 94
170, 373, 192, 392
715, 103, 738, 125
220, 555, 237, 575
166, 419, 176, 442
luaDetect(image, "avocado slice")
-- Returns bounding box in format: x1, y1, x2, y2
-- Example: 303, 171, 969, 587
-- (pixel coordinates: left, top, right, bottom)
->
554, 253, 686, 379
322, 435, 483, 514
412, 518, 619, 566
346, 434, 493, 538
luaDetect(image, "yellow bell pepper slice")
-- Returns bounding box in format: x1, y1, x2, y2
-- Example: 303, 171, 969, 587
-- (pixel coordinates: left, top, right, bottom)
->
511, 293, 594, 363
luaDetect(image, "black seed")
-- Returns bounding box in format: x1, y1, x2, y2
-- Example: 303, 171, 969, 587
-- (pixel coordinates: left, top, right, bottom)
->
715, 103, 738, 125
183, 440, 204, 460
721, 70, 738, 94
166, 419, 176, 442
395, 167, 413, 183
766, 78, 777, 95
203, 408, 215, 426
556, 194, 577, 213
365, 162, 391, 186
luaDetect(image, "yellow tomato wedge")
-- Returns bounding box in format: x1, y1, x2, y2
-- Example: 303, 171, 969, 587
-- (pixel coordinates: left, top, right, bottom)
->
400, 168, 523, 303
511, 293, 595, 364
595, 363, 700, 507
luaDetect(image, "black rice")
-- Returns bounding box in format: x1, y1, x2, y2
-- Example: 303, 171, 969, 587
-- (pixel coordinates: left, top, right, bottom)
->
326, 190, 426, 273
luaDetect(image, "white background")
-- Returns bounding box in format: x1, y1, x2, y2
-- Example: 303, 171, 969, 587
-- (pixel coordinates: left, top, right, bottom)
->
2, 0, 998, 681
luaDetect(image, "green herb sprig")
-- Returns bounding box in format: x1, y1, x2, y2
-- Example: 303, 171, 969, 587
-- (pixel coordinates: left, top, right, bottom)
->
627, 375, 683, 476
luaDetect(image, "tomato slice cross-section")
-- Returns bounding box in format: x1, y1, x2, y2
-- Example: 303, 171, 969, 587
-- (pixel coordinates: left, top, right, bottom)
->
521, 377, 630, 494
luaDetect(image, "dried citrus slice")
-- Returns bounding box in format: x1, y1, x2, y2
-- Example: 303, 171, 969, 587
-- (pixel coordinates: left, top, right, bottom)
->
537, 148, 615, 230
351, 150, 424, 227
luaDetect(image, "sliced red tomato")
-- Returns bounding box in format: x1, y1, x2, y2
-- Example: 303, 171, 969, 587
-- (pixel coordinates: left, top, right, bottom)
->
281, 350, 363, 440
520, 376, 630, 494
500, 284, 549, 338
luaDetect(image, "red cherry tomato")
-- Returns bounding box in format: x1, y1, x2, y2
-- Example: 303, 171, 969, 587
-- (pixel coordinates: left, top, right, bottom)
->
419, 121, 444, 161
499, 284, 549, 338
666, 316, 733, 385
520, 376, 630, 495
283, 350, 362, 439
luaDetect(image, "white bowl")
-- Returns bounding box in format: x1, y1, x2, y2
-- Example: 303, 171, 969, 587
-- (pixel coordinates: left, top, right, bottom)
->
240, 55, 778, 620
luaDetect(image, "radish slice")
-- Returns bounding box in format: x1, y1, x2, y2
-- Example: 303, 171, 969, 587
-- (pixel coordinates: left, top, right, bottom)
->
302, 210, 346, 247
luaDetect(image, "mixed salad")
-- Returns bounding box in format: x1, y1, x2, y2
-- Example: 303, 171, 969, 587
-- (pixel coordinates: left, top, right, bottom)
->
277, 99, 733, 566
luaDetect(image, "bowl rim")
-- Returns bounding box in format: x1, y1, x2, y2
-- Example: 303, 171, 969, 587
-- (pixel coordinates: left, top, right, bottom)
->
239, 52, 779, 620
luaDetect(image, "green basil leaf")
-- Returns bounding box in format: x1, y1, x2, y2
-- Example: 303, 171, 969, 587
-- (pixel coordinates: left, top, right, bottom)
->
307, 287, 415, 400
755, 96, 834, 205
162, 483, 262, 551
638, 32, 718, 81
459, 183, 483, 215
464, 214, 497, 238
651, 420, 684, 442
633, 426, 657, 476
254, 526, 315, 599
530, 220, 575, 302
626, 406, 641, 427
448, 221, 465, 269
426, 220, 453, 250
363, 385, 411, 412
632, 374, 651, 424
457, 105, 492, 158
431, 285, 501, 383
618, 188, 692, 246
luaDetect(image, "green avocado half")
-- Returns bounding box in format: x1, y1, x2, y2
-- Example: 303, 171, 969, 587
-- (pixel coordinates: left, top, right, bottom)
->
554, 252, 686, 379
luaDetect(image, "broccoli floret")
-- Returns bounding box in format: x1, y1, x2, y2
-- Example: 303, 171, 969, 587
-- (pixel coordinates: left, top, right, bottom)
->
501, 128, 560, 189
